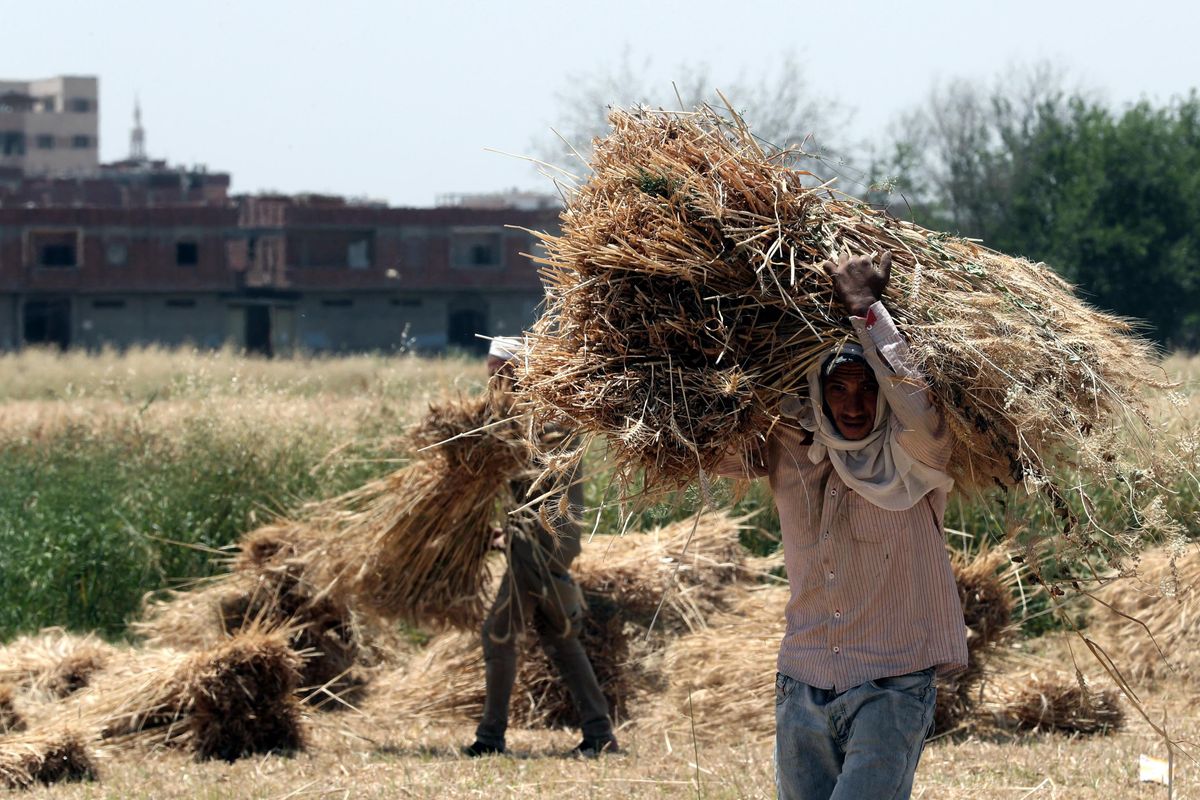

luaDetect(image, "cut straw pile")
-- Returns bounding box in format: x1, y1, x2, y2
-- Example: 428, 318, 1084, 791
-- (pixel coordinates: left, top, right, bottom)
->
986, 672, 1125, 735
71, 627, 306, 760
517, 104, 1159, 511
0, 729, 96, 790
0, 629, 119, 699
1086, 543, 1200, 684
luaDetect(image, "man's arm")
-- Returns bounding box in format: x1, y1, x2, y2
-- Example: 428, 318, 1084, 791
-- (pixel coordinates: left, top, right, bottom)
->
824, 252, 951, 467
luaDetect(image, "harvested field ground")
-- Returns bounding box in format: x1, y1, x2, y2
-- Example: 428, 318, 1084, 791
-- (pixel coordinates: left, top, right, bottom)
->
2, 349, 1199, 797
5, 681, 1196, 799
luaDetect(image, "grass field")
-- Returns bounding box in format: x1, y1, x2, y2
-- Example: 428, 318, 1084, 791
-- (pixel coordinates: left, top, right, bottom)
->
1, 346, 1198, 797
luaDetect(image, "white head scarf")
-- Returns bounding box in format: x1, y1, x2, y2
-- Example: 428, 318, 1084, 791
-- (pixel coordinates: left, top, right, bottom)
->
487, 336, 525, 361
792, 341, 953, 511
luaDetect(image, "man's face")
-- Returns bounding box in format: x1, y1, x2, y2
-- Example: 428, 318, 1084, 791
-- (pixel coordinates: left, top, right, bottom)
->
822, 362, 879, 441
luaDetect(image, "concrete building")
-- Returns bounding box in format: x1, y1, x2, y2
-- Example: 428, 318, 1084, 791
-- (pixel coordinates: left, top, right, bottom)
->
0, 193, 558, 355
0, 76, 99, 176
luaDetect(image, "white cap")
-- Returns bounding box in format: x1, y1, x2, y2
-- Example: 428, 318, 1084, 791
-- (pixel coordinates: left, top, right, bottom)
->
487, 336, 525, 361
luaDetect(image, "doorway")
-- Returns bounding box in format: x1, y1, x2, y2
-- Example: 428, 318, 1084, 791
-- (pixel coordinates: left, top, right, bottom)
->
245, 305, 272, 356
23, 298, 71, 349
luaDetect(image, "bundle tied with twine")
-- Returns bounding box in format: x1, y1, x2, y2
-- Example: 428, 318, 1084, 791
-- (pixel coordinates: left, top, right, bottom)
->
308, 390, 529, 630
517, 104, 1160, 515
0, 730, 96, 791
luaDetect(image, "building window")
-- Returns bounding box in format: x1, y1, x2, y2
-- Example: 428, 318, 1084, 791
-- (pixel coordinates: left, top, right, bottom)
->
390, 297, 422, 307
451, 230, 503, 269
35, 134, 55, 150
176, 241, 199, 266
347, 239, 370, 269
1, 131, 25, 156
105, 241, 128, 266
30, 230, 79, 268
39, 96, 56, 112
92, 299, 126, 309
71, 135, 91, 149
165, 299, 196, 308
67, 97, 92, 112
321, 299, 354, 308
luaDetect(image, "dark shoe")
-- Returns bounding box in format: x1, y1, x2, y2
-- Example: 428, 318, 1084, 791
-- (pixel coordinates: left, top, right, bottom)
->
463, 740, 505, 757
570, 735, 619, 757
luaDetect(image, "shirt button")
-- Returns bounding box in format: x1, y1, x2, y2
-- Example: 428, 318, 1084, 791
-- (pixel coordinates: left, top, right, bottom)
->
822, 532, 831, 541
827, 571, 835, 580
833, 610, 842, 619
830, 488, 837, 496
832, 646, 841, 654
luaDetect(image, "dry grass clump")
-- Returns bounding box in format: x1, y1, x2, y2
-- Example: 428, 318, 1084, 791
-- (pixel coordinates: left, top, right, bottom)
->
76, 628, 306, 761
0, 629, 119, 699
1085, 542, 1200, 684
0, 729, 96, 790
935, 548, 1019, 731
517, 104, 1159, 506
310, 391, 529, 630
988, 672, 1125, 735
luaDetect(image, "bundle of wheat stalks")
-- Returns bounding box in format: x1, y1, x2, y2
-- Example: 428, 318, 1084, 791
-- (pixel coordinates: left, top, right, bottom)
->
71, 627, 306, 761
308, 389, 529, 630
518, 104, 1159, 509
987, 672, 1124, 735
0, 629, 118, 699
0, 729, 95, 790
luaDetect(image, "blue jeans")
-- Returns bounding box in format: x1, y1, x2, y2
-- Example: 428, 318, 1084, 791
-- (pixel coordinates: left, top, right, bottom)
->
774, 668, 937, 800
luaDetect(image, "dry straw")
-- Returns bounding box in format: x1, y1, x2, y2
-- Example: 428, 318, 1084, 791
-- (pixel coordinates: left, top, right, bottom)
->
309, 390, 529, 630
72, 628, 306, 761
517, 104, 1160, 523
0, 729, 96, 790
988, 672, 1125, 735
0, 629, 119, 699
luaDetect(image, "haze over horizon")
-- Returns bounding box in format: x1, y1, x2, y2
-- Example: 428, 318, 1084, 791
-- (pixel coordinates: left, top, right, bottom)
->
5, 0, 1198, 206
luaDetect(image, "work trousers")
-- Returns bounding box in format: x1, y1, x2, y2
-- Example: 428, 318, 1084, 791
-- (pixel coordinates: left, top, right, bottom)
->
774, 668, 937, 800
474, 538, 612, 748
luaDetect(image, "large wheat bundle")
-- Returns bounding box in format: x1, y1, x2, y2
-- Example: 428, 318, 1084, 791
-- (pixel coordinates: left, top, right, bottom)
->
71, 629, 306, 760
517, 105, 1159, 508
0, 729, 96, 790
0, 683, 25, 733
308, 391, 529, 630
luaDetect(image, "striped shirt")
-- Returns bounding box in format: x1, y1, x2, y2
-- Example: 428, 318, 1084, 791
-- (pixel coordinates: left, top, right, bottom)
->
721, 302, 968, 691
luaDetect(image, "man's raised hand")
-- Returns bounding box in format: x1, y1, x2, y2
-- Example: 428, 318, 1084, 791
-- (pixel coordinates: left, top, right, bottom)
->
821, 251, 892, 318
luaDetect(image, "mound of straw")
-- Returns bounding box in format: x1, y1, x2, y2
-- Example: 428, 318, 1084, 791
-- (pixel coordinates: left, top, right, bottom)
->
0, 730, 96, 790
309, 391, 529, 630
988, 672, 1124, 735
75, 628, 306, 760
0, 683, 25, 733
0, 629, 119, 698
1086, 543, 1200, 684
133, 525, 365, 705
935, 548, 1018, 731
644, 586, 786, 741
518, 104, 1158, 503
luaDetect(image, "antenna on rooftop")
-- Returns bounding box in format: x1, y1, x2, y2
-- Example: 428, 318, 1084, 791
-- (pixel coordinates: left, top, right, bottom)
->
129, 95, 147, 162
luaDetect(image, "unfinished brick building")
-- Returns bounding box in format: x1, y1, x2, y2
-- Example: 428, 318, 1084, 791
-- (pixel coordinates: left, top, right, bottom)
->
0, 179, 557, 355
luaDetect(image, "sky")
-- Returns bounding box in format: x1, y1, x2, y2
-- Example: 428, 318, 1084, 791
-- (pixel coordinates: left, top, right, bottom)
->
4, 0, 1199, 206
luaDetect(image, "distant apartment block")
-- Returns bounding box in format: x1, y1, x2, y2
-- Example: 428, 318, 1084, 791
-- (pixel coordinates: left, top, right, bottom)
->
0, 187, 559, 355
0, 76, 99, 176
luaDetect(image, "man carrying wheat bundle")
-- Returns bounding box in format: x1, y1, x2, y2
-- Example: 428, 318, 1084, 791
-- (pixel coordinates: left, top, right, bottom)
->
463, 337, 619, 758
719, 252, 967, 799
